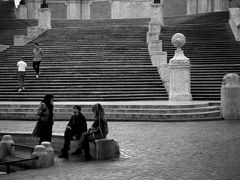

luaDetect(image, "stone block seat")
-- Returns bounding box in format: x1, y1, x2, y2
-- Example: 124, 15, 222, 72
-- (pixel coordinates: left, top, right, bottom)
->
89, 138, 118, 160
70, 138, 119, 160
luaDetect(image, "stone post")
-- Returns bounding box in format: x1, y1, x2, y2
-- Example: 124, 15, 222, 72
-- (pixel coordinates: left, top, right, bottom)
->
38, 8, 51, 29
221, 73, 240, 120
41, 141, 54, 165
18, 5, 28, 19
31, 145, 50, 168
0, 135, 15, 161
169, 33, 192, 101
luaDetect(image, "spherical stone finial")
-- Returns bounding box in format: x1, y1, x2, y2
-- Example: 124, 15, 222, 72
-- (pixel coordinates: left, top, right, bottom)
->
171, 33, 186, 49
222, 73, 240, 87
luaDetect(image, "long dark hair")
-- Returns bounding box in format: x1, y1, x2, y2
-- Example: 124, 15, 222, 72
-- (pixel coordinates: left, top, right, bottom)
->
92, 103, 105, 120
42, 94, 54, 111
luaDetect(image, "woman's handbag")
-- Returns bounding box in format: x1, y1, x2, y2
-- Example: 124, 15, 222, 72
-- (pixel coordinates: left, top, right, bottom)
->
32, 120, 42, 137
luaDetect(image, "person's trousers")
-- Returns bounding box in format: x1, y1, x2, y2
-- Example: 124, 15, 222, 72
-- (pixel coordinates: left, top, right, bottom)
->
33, 61, 41, 75
62, 129, 74, 151
18, 71, 25, 89
78, 131, 92, 156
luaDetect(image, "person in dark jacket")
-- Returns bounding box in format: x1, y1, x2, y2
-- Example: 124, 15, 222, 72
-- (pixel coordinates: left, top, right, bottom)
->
35, 94, 54, 144
58, 105, 87, 158
72, 103, 108, 160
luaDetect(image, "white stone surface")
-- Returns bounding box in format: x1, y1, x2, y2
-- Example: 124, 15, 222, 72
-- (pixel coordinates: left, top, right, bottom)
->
150, 51, 167, 67
18, 5, 28, 19
221, 73, 240, 120
187, 0, 197, 15
146, 32, 159, 44
0, 44, 9, 52
38, 8, 51, 29
14, 35, 31, 46
67, 0, 81, 19
229, 8, 240, 41
150, 3, 164, 26
148, 40, 162, 56
111, 0, 151, 19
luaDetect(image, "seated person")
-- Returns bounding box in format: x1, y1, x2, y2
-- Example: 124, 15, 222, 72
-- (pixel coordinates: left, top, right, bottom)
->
72, 103, 108, 160
59, 105, 87, 158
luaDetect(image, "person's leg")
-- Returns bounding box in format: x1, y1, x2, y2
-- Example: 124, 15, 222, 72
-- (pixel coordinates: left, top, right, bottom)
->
83, 134, 93, 160
72, 131, 88, 154
63, 129, 73, 151
33, 61, 36, 72
22, 72, 25, 89
36, 61, 40, 75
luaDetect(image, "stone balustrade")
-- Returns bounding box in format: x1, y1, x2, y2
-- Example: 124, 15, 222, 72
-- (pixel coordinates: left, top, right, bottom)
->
229, 8, 240, 41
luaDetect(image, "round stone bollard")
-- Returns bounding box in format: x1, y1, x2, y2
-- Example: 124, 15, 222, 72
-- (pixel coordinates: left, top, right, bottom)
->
221, 73, 240, 120
31, 145, 50, 168
41, 141, 54, 165
0, 135, 15, 161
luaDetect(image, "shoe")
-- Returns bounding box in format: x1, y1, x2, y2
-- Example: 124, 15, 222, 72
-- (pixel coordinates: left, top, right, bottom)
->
18, 88, 22, 92
85, 154, 92, 161
36, 75, 39, 78
71, 148, 82, 155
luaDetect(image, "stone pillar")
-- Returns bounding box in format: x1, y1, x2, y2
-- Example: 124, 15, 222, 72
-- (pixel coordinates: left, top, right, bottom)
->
150, 1, 164, 26
110, 0, 121, 19
38, 8, 51, 29
18, 5, 28, 19
67, 0, 81, 19
221, 73, 240, 120
169, 33, 192, 101
187, 0, 197, 14
31, 145, 50, 168
82, 0, 92, 20
41, 141, 54, 165
0, 135, 15, 161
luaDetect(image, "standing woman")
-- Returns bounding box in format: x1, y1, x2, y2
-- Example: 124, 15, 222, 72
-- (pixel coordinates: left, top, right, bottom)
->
34, 94, 54, 144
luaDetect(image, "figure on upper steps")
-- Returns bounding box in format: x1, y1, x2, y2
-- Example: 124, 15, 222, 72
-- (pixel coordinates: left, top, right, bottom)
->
17, 57, 27, 92
32, 43, 43, 79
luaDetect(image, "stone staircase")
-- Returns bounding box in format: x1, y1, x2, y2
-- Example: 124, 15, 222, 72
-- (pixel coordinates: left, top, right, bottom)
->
162, 11, 240, 100
0, 0, 16, 19
0, 12, 231, 121
0, 18, 168, 102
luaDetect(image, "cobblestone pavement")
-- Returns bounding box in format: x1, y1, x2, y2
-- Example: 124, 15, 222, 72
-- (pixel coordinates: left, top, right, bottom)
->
0, 120, 240, 180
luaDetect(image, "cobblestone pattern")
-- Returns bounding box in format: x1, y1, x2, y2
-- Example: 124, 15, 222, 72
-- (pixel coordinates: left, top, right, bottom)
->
0, 120, 240, 180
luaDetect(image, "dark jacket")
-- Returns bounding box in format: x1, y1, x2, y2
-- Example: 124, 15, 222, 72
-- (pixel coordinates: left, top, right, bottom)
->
91, 117, 108, 138
67, 112, 87, 139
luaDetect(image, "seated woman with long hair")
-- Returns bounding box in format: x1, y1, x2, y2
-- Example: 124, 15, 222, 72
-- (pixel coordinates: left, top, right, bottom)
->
72, 103, 108, 160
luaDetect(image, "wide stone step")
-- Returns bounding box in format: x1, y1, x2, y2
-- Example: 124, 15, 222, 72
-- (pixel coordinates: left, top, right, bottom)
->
0, 101, 222, 121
